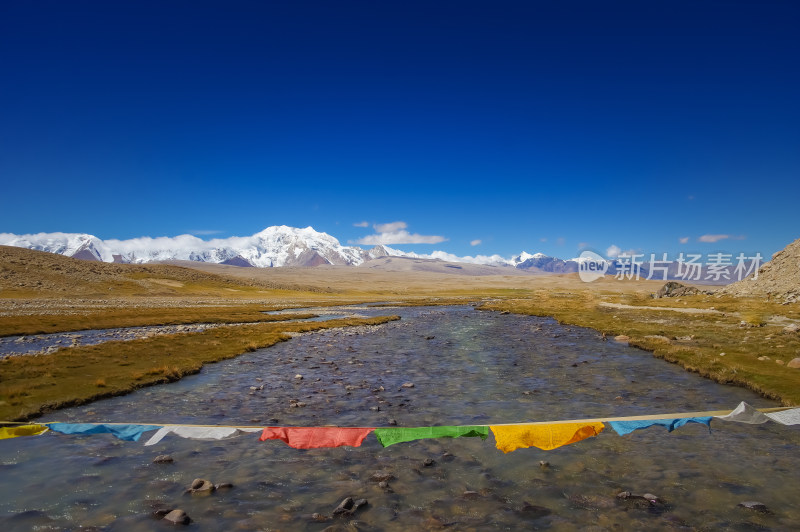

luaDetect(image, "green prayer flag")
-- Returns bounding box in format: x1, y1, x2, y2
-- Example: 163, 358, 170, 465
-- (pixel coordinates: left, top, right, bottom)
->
374, 425, 489, 447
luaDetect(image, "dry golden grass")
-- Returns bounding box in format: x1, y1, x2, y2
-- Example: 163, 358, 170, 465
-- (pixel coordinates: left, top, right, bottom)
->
0, 306, 316, 337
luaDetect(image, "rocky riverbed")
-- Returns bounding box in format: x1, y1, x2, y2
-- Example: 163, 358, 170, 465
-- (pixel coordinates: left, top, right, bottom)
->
1, 306, 798, 530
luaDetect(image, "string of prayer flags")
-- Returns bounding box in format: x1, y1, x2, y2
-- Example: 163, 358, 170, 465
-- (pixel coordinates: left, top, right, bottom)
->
609, 417, 711, 436
2, 402, 797, 450
259, 427, 375, 449
374, 425, 489, 448
145, 426, 262, 446
47, 423, 162, 442
0, 424, 48, 440
490, 422, 605, 453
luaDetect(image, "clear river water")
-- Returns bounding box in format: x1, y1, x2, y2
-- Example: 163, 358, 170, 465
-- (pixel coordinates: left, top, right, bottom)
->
1, 305, 798, 531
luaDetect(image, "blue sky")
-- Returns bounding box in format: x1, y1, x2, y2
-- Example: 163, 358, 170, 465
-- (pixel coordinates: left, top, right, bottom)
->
1, 1, 798, 260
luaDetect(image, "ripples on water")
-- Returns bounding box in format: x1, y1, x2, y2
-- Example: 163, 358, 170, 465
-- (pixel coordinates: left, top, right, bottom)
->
1, 306, 798, 530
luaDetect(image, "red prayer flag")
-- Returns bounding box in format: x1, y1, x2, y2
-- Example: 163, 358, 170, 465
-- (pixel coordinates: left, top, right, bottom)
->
259, 427, 375, 449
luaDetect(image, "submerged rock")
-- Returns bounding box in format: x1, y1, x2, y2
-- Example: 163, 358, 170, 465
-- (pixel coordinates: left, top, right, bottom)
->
516, 501, 551, 518
152, 454, 173, 464
162, 509, 191, 525
737, 501, 769, 513
369, 471, 395, 482
332, 497, 368, 516
332, 497, 354, 515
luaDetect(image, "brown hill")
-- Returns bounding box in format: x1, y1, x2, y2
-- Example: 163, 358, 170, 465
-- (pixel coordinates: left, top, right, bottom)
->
0, 245, 295, 298
718, 237, 800, 303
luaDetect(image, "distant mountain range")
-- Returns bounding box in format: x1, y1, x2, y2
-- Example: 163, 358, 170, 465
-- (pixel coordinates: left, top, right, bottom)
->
0, 226, 552, 269
0, 226, 750, 283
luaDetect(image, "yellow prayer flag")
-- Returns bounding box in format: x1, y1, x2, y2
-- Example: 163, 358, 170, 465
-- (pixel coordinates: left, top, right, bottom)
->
490, 422, 604, 453
0, 424, 49, 440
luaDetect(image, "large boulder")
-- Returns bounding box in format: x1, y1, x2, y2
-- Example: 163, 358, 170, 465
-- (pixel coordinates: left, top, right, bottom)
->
654, 281, 707, 298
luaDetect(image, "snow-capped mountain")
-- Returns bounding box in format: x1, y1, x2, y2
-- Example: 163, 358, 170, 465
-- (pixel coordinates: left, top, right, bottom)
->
0, 226, 393, 268
0, 226, 744, 283
9, 226, 712, 280
0, 226, 601, 271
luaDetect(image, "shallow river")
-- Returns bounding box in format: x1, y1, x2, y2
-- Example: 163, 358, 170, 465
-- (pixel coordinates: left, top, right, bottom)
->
1, 306, 798, 530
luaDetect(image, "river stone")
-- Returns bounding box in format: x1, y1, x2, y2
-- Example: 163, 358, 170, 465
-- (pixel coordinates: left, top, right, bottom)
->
188, 478, 215, 495
401, 382, 415, 388
614, 335, 631, 342
738, 501, 769, 513
163, 509, 191, 525
331, 497, 367, 517
153, 455, 173, 464
787, 357, 800, 369
517, 502, 552, 518
369, 471, 395, 482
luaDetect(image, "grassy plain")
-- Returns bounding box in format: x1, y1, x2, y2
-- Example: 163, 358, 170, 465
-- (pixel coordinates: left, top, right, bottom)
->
2, 246, 799, 421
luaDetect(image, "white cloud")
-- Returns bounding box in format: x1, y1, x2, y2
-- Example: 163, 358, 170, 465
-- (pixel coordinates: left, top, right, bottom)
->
374, 221, 407, 233
540, 237, 547, 243
606, 244, 622, 258
415, 250, 512, 266
470, 239, 482, 246
556, 237, 565, 246
578, 242, 588, 250
355, 230, 447, 245
698, 234, 731, 243
190, 229, 223, 236
679, 236, 689, 244
353, 221, 447, 246
353, 221, 369, 228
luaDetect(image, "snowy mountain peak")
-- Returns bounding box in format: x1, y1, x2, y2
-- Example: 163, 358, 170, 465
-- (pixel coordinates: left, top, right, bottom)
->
511, 251, 548, 265
0, 226, 370, 268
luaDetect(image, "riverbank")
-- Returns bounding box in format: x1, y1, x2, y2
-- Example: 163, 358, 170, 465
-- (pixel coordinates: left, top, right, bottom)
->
480, 290, 800, 405
0, 315, 399, 421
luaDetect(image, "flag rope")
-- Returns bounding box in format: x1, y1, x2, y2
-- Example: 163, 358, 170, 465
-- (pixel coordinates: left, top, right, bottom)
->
0, 406, 793, 430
